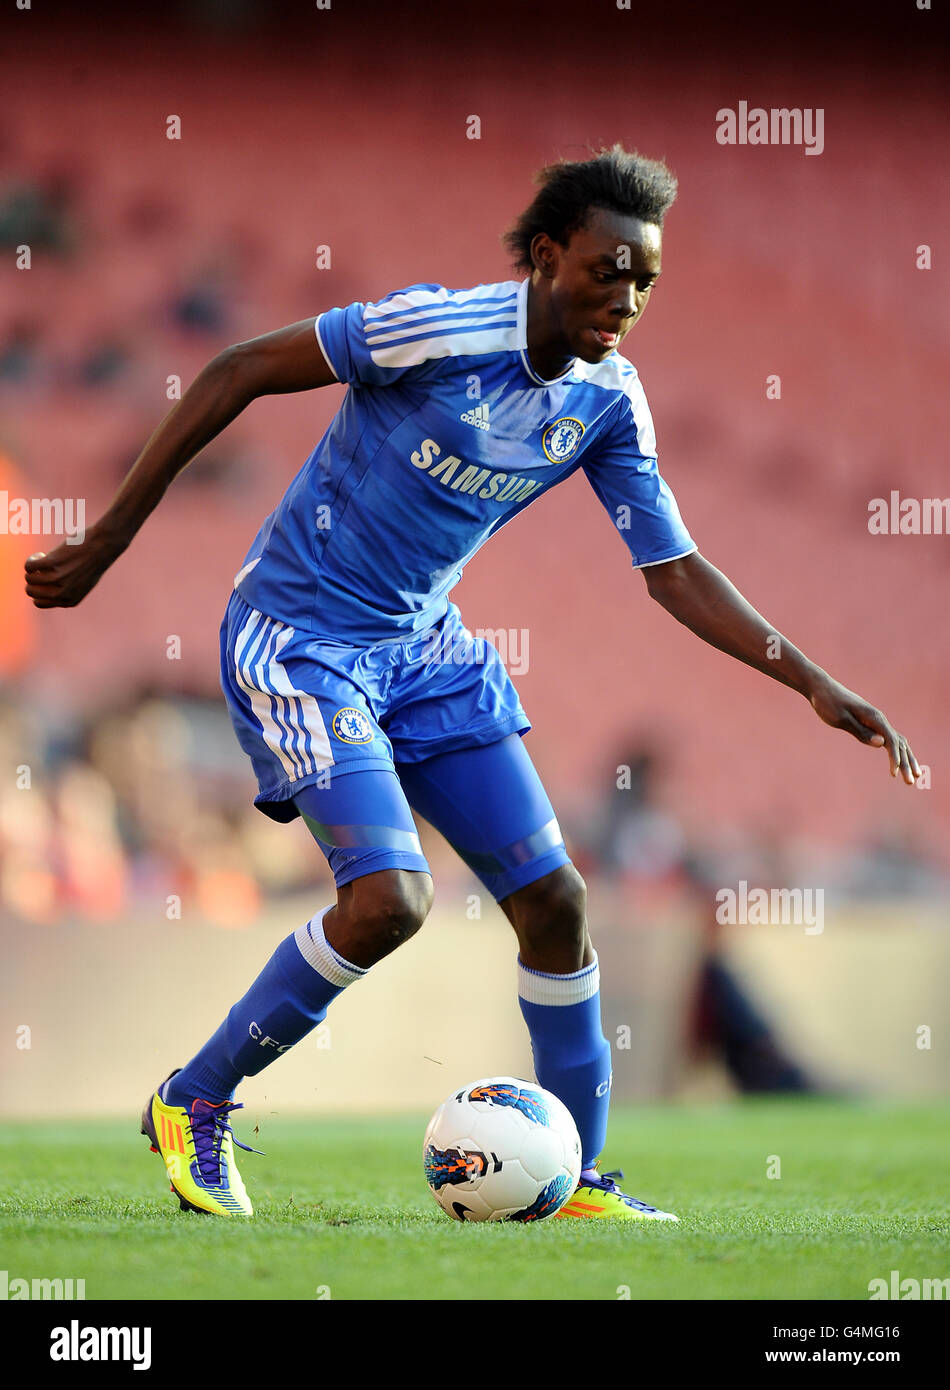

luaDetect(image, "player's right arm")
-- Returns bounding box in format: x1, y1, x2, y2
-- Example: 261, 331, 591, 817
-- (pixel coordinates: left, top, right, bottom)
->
24, 318, 338, 609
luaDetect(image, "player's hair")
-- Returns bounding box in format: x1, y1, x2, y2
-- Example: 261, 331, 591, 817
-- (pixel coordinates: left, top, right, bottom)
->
503, 144, 677, 273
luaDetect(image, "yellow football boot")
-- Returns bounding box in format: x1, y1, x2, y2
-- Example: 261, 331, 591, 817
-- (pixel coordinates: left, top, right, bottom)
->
556, 1167, 679, 1222
141, 1072, 260, 1216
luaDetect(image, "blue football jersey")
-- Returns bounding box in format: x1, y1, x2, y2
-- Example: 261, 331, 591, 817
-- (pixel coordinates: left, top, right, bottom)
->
234, 278, 696, 643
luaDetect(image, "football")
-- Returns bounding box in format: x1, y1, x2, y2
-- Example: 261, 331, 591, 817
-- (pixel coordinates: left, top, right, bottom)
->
423, 1076, 582, 1222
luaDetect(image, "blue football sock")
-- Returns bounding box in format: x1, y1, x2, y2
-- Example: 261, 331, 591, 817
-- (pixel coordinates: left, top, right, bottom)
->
518, 955, 612, 1169
165, 907, 365, 1107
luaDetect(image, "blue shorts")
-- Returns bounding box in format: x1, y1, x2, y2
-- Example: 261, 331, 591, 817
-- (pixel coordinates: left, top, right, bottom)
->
219, 591, 567, 900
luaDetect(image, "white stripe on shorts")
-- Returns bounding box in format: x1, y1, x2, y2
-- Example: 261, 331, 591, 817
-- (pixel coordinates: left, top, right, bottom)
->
233, 607, 334, 782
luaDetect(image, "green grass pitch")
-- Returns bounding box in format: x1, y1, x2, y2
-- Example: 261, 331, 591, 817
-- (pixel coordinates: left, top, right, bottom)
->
2, 1100, 948, 1301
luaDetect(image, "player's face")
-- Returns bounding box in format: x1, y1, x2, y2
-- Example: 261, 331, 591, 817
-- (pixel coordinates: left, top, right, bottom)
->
537, 210, 662, 365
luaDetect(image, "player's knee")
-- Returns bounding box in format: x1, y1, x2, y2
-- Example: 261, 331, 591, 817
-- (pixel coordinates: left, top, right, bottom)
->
512, 864, 587, 957
344, 871, 434, 954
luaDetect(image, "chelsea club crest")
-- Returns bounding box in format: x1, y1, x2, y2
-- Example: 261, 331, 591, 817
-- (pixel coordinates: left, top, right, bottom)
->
542, 417, 585, 463
332, 707, 374, 743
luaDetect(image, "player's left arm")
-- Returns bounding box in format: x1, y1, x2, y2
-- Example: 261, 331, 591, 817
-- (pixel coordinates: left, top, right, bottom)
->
642, 550, 921, 785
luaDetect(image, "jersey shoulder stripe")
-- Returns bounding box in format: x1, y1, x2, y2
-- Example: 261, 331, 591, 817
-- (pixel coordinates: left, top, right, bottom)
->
365, 305, 519, 345
364, 283, 520, 329
361, 280, 522, 370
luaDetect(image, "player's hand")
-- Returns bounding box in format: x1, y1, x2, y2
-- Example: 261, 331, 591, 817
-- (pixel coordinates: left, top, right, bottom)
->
24, 527, 125, 609
807, 674, 921, 785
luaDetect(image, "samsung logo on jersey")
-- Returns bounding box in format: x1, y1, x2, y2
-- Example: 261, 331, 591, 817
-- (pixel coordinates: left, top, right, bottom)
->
410, 439, 540, 503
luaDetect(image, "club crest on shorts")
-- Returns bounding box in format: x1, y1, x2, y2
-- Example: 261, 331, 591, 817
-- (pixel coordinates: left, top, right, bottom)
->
332, 707, 374, 743
542, 417, 585, 462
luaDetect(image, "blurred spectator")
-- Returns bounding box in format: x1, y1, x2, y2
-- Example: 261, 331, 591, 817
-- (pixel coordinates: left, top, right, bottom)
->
0, 319, 43, 385
172, 276, 230, 335
0, 169, 81, 256
75, 336, 133, 388
580, 737, 820, 1094
165, 239, 258, 339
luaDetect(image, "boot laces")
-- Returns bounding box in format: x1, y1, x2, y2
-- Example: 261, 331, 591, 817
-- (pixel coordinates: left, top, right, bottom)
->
190, 1100, 264, 1186
581, 1166, 659, 1212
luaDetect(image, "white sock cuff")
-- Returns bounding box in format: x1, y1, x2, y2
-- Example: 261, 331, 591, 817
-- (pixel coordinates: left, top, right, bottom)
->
517, 953, 600, 1007
294, 907, 367, 988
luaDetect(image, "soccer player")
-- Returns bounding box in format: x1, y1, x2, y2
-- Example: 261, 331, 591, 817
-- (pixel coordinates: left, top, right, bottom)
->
25, 146, 920, 1222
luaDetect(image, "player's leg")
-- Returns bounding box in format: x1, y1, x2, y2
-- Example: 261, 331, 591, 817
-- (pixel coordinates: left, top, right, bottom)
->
499, 862, 674, 1218
396, 737, 610, 1154
144, 769, 433, 1216
398, 735, 676, 1222
144, 592, 435, 1215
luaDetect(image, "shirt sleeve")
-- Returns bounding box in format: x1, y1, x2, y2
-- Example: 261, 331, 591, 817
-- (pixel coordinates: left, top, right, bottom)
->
315, 283, 454, 388
583, 374, 697, 569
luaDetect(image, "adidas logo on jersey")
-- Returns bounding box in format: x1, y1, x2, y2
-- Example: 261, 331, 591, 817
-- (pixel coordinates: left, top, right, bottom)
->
459, 402, 491, 431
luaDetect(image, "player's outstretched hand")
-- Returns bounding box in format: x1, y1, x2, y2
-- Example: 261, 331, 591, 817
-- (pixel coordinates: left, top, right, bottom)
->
807, 673, 921, 785
24, 528, 124, 609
